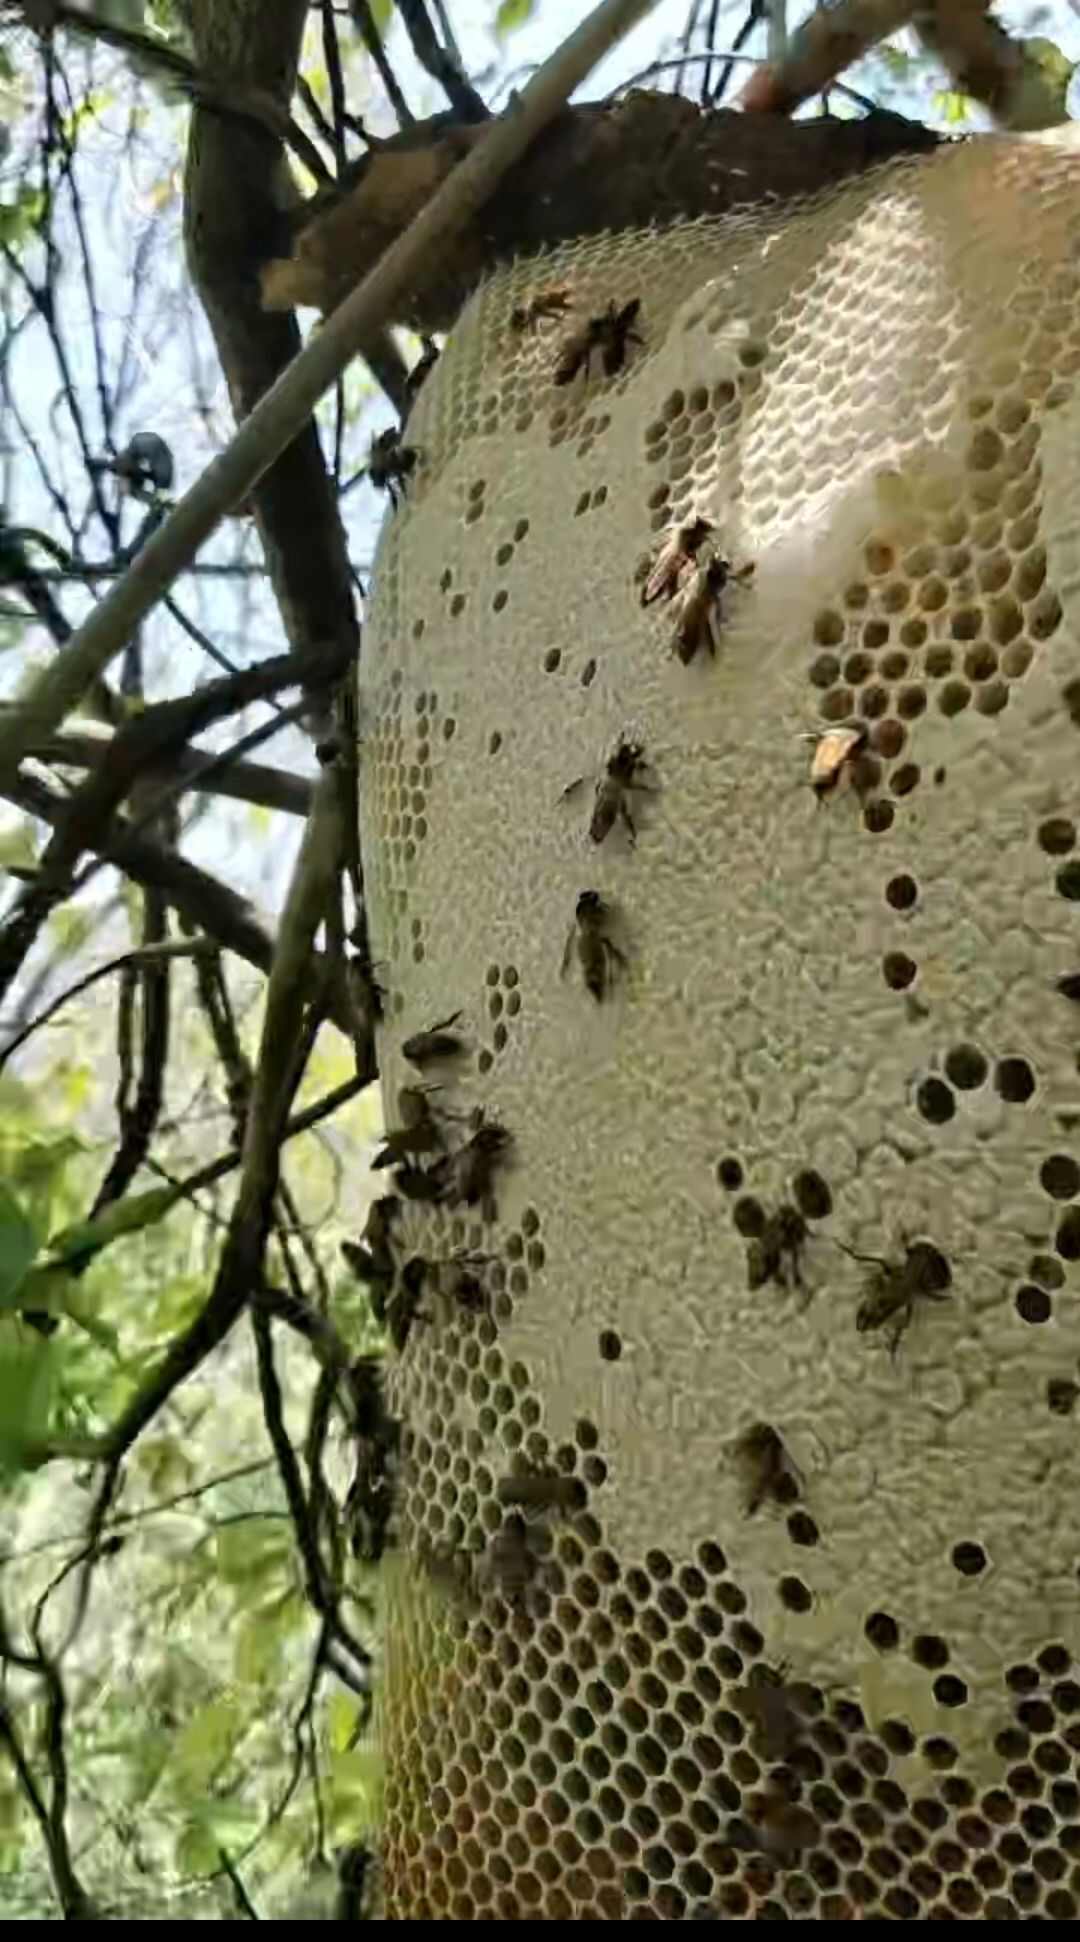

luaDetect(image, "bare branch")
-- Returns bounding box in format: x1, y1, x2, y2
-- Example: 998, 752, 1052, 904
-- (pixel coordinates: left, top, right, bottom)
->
394, 0, 490, 122
21, 726, 312, 817
0, 0, 662, 782
0, 938, 214, 1072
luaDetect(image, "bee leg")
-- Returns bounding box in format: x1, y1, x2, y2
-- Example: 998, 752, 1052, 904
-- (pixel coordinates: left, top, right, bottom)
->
603, 938, 629, 970
619, 800, 637, 846
887, 1302, 913, 1358
559, 775, 586, 804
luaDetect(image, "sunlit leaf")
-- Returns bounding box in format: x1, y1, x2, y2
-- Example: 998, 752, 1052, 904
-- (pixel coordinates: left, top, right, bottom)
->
495, 0, 534, 34
172, 1697, 243, 1786
216, 1520, 292, 1587
932, 89, 973, 124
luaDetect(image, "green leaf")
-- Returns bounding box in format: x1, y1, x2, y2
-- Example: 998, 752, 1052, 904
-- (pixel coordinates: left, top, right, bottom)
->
0, 1181, 39, 1303
47, 1185, 181, 1266
495, 0, 534, 37
0, 185, 44, 252
173, 1698, 242, 1785
0, 1334, 57, 1472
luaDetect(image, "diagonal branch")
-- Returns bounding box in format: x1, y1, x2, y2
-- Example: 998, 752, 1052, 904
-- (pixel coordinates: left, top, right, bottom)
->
0, 0, 662, 783
394, 0, 490, 122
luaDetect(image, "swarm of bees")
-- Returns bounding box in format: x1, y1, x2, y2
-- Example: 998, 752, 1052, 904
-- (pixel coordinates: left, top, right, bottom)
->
731, 1421, 802, 1517
553, 298, 642, 387
367, 426, 419, 509
560, 737, 657, 847
839, 1235, 952, 1355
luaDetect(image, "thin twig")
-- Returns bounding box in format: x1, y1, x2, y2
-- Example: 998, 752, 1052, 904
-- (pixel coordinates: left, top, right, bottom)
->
0, 939, 214, 1072
0, 0, 661, 784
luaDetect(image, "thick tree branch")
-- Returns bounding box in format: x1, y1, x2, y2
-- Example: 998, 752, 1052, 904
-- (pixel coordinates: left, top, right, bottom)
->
261, 95, 939, 327
22, 727, 311, 818
0, 0, 661, 781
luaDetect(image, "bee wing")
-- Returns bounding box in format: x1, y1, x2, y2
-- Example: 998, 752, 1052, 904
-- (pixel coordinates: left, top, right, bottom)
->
561, 924, 576, 978
641, 542, 677, 607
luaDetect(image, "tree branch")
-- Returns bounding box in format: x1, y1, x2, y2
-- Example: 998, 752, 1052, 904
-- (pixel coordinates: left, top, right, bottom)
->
0, 0, 662, 782
21, 726, 312, 818
394, 0, 490, 122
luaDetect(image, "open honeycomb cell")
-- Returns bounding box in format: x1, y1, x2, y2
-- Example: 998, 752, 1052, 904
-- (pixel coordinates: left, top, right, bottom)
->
360, 131, 1080, 1919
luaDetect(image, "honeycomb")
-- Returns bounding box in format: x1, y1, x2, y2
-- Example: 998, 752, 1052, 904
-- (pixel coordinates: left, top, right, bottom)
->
358, 127, 1080, 1918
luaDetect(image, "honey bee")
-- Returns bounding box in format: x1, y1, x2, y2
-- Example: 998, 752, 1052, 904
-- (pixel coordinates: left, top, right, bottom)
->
366, 426, 418, 509
496, 1467, 587, 1517
475, 1512, 543, 1607
561, 889, 627, 1002
402, 1009, 466, 1067
341, 1194, 400, 1319
803, 724, 868, 800
672, 555, 755, 663
417, 1539, 479, 1608
393, 1162, 447, 1204
509, 286, 572, 333
560, 738, 657, 847
438, 1117, 512, 1208
348, 939, 386, 1024
731, 1422, 802, 1517
371, 1086, 446, 1169
733, 1665, 803, 1761
640, 515, 713, 607
438, 1250, 493, 1310
344, 1355, 400, 1562
553, 297, 642, 386
740, 1786, 820, 1865
383, 1255, 434, 1352
840, 1236, 952, 1355
746, 1204, 808, 1296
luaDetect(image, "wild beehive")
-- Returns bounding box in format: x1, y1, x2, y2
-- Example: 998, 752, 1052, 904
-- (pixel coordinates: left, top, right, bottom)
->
359, 127, 1080, 1919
